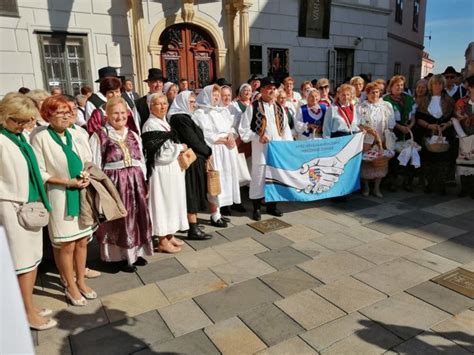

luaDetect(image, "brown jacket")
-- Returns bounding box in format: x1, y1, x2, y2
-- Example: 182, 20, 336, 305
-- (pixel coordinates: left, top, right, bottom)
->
80, 162, 127, 226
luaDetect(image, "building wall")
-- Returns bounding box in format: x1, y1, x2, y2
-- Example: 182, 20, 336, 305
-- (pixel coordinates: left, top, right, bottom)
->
387, 0, 427, 87
0, 0, 135, 95
464, 42, 474, 77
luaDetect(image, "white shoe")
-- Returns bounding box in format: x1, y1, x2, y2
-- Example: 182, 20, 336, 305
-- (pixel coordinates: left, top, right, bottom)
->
30, 318, 57, 331
65, 289, 87, 306
37, 308, 53, 317
80, 288, 97, 300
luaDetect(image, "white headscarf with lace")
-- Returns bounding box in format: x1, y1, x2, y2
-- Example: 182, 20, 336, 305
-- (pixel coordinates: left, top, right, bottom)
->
167, 90, 194, 119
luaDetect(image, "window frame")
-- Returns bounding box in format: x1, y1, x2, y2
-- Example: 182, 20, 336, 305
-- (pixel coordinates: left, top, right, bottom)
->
37, 32, 92, 96
0, 0, 19, 17
412, 0, 420, 32
395, 0, 403, 24
250, 44, 263, 75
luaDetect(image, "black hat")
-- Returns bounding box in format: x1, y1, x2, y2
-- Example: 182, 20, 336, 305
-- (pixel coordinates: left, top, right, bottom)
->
247, 74, 260, 84
216, 78, 232, 87
259, 76, 277, 88
95, 66, 118, 83
144, 68, 166, 82
443, 66, 458, 76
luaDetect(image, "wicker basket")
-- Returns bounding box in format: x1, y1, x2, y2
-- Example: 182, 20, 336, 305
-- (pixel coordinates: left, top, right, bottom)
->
206, 159, 221, 196
425, 127, 449, 153
395, 129, 421, 153
363, 130, 391, 169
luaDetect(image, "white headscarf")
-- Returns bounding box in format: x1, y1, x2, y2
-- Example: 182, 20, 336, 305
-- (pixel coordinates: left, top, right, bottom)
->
196, 85, 226, 112
163, 82, 175, 95
238, 83, 251, 97
167, 90, 194, 119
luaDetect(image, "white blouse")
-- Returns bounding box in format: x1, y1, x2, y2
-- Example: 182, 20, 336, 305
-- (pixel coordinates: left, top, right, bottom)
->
428, 96, 443, 119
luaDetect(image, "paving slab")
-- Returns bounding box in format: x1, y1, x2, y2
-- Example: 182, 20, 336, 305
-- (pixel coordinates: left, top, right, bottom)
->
422, 197, 474, 218
256, 246, 312, 270
136, 257, 188, 284
69, 310, 173, 355
141, 330, 220, 354
156, 269, 227, 304
175, 247, 227, 272
251, 232, 293, 250
320, 321, 402, 355
425, 233, 474, 264
359, 292, 451, 340
314, 277, 387, 313
204, 317, 267, 354
275, 223, 324, 243
290, 239, 335, 258
392, 330, 471, 355
158, 299, 213, 337
407, 222, 468, 243
217, 224, 263, 241
319, 197, 381, 213
101, 284, 170, 322
85, 270, 144, 297
430, 309, 474, 353
259, 267, 324, 297
346, 201, 414, 224
364, 213, 428, 235
399, 193, 457, 208
440, 213, 474, 232
298, 251, 376, 284
311, 232, 364, 251
300, 312, 372, 352
340, 224, 388, 243
275, 289, 346, 330
405, 281, 474, 315
184, 231, 230, 250
194, 278, 281, 322
461, 261, 474, 272
255, 336, 318, 355
387, 232, 437, 250
239, 303, 304, 346
403, 250, 462, 273
33, 287, 68, 313
212, 237, 269, 262
349, 239, 415, 265
210, 255, 276, 285
35, 337, 71, 355
353, 258, 439, 295
306, 218, 352, 235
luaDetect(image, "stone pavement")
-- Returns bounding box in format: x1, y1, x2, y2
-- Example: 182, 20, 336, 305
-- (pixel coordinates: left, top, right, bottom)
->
33, 189, 474, 354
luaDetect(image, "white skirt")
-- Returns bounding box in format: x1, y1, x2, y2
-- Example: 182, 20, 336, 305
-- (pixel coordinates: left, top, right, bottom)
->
0, 200, 42, 274
148, 160, 189, 236
208, 144, 241, 206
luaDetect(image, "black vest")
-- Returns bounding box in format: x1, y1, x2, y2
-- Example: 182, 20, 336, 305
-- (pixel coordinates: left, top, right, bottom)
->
250, 100, 285, 134
88, 93, 106, 109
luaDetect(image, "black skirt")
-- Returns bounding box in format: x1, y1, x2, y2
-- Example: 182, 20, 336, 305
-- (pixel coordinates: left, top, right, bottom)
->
185, 157, 208, 213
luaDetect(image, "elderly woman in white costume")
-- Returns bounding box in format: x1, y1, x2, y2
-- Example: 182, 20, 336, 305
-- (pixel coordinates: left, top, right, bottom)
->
193, 84, 241, 227
239, 77, 293, 221
142, 93, 187, 253
357, 82, 395, 197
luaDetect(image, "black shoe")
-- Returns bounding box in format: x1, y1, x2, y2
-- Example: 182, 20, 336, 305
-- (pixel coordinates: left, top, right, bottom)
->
267, 207, 283, 217
221, 216, 231, 223
120, 262, 137, 273
133, 257, 148, 267
231, 203, 247, 213
253, 209, 261, 221
220, 206, 232, 216
187, 224, 213, 240
210, 217, 228, 228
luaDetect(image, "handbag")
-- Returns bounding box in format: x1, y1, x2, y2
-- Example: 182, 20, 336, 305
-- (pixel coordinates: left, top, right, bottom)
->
177, 148, 197, 170
206, 159, 221, 196
236, 152, 251, 186
15, 202, 49, 230
457, 135, 474, 165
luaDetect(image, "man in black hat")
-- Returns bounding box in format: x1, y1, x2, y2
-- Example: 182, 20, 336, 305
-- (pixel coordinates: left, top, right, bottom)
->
239, 76, 293, 221
134, 68, 166, 129
443, 66, 466, 102
85, 66, 118, 120
215, 77, 232, 88
248, 75, 261, 92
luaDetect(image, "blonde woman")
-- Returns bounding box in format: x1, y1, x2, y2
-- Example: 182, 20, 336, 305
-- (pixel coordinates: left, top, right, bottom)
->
350, 76, 366, 103
323, 84, 360, 138
0, 94, 56, 330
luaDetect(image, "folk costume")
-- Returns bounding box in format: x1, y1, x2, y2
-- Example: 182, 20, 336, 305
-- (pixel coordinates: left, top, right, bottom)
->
193, 85, 241, 212
295, 102, 327, 140
239, 78, 293, 218
142, 114, 189, 237
454, 96, 474, 197
89, 125, 152, 265
87, 106, 139, 136
323, 102, 360, 138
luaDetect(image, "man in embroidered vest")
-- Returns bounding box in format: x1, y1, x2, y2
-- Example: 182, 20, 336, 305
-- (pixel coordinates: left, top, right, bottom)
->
239, 76, 293, 221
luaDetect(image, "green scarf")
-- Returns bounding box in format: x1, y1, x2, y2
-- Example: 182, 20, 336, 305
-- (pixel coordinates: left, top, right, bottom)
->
237, 100, 247, 113
47, 126, 83, 217
0, 128, 51, 211
383, 94, 415, 126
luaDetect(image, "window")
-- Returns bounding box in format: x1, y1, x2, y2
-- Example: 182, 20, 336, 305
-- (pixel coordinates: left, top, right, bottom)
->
0, 0, 19, 17
250, 45, 263, 75
298, 0, 331, 39
394, 62, 401, 75
395, 0, 403, 24
413, 0, 420, 32
38, 33, 91, 96
334, 48, 354, 87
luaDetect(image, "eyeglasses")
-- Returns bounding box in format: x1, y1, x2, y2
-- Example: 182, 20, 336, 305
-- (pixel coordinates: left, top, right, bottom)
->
53, 112, 72, 119
8, 117, 34, 126
319, 85, 330, 90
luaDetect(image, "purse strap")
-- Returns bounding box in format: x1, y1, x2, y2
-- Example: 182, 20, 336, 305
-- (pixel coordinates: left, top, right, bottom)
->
206, 158, 215, 172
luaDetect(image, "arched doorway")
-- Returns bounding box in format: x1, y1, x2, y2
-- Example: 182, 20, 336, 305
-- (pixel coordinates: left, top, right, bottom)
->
159, 24, 216, 89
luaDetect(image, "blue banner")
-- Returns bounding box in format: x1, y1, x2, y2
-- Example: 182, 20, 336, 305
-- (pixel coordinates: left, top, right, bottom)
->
265, 133, 364, 202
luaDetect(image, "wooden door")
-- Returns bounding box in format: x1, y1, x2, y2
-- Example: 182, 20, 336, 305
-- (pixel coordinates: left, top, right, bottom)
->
160, 24, 216, 90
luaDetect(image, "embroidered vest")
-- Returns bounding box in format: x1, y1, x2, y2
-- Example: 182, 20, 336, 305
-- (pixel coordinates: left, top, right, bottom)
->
250, 100, 285, 137
301, 104, 326, 137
